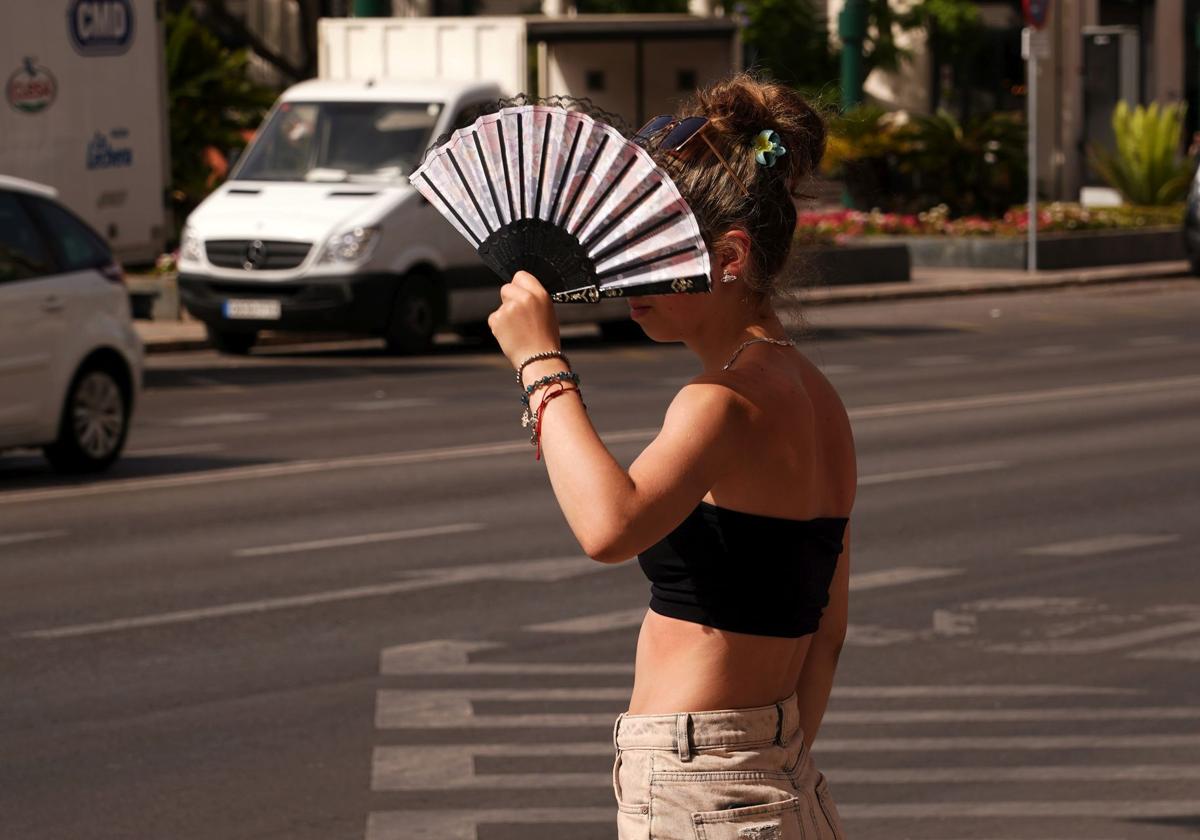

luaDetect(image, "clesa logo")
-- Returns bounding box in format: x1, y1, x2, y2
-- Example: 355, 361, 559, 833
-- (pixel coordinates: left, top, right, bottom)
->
68, 0, 136, 56
6, 58, 58, 114
86, 127, 134, 170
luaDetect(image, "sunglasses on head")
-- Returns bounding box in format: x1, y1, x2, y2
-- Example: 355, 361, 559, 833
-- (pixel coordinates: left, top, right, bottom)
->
632, 114, 752, 199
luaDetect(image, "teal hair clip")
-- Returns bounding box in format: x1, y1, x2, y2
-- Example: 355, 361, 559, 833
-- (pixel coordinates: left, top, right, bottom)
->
753, 129, 786, 167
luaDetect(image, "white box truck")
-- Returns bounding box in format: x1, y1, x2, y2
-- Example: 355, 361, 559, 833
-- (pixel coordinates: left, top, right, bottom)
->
0, 0, 169, 265
177, 15, 738, 354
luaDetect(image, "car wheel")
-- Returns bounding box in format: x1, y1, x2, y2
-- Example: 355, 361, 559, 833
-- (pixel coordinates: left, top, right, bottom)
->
43, 363, 130, 474
206, 325, 257, 355
385, 273, 440, 355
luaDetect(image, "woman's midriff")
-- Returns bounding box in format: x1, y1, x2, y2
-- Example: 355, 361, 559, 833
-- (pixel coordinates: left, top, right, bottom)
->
626, 609, 813, 714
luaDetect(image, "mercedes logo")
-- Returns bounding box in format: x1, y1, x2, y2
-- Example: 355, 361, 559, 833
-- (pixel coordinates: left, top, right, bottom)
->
243, 240, 268, 270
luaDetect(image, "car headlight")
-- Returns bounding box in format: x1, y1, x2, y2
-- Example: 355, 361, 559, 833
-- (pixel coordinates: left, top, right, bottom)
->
320, 226, 380, 264
180, 226, 204, 264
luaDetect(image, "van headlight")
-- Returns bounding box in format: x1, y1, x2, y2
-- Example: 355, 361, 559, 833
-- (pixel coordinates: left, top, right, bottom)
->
320, 226, 380, 264
180, 226, 204, 264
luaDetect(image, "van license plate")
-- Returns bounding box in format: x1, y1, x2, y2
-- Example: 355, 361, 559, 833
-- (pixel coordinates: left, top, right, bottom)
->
224, 299, 282, 320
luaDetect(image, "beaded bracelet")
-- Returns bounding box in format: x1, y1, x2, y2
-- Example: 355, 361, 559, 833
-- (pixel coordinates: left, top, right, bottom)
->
521, 370, 580, 406
516, 350, 570, 385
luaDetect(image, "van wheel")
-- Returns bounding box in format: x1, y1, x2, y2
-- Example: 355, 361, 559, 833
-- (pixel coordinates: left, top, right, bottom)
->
43, 363, 130, 474
207, 325, 257, 355
385, 273, 440, 355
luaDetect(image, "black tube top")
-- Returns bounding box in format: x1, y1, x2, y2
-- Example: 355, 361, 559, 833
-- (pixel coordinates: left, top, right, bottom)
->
637, 500, 848, 638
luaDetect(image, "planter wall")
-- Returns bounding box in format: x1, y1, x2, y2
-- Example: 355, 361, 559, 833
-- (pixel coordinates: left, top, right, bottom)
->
795, 242, 911, 286
895, 227, 1184, 270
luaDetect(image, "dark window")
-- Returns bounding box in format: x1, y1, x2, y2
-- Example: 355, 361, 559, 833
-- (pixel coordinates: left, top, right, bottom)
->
26, 196, 111, 272
585, 70, 606, 92
677, 69, 697, 91
0, 191, 53, 283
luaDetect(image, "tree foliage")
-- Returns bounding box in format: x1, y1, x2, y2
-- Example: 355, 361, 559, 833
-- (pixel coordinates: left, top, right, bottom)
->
165, 7, 276, 226
1088, 101, 1193, 206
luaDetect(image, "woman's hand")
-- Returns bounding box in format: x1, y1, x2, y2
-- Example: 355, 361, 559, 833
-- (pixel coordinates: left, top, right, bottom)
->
487, 271, 562, 370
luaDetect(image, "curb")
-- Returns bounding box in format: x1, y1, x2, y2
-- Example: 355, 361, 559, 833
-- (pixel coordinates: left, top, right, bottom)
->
139, 262, 1197, 354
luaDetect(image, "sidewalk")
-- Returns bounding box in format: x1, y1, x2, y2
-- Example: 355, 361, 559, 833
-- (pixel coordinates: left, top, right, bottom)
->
134, 261, 1196, 354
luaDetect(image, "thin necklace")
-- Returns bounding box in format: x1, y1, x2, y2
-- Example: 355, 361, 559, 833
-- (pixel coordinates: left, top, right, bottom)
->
722, 336, 795, 370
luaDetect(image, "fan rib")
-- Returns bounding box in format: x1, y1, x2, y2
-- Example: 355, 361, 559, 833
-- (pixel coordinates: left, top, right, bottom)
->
591, 210, 681, 264
517, 113, 526, 218
472, 131, 504, 226
558, 133, 609, 228
447, 148, 494, 234
547, 120, 584, 227
417, 173, 482, 247
571, 153, 637, 238
596, 243, 697, 281
532, 112, 554, 219
581, 181, 663, 252
497, 121, 516, 223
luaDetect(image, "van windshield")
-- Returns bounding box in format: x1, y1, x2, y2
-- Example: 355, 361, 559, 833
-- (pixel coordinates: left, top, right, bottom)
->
233, 100, 442, 183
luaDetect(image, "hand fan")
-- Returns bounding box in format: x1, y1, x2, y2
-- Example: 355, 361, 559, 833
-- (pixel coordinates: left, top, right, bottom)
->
408, 105, 711, 303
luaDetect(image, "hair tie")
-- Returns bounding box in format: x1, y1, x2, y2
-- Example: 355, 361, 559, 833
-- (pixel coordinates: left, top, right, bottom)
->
753, 129, 786, 168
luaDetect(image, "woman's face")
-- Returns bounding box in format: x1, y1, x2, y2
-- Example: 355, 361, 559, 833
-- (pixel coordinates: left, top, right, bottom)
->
625, 260, 739, 342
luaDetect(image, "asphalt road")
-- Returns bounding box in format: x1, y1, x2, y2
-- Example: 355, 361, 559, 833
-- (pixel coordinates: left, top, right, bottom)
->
2, 277, 1199, 840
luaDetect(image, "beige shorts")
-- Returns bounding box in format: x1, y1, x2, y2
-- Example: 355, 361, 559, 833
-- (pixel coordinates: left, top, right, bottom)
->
612, 691, 845, 840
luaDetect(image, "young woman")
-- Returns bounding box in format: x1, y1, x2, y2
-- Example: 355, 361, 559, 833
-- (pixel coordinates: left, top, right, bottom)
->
487, 73, 856, 840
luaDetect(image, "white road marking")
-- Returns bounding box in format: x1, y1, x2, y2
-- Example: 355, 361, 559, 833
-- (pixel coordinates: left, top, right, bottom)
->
906, 354, 972, 366
1129, 636, 1200, 661
233, 523, 483, 557
363, 801, 1200, 839
371, 747, 1200, 790
4, 374, 1197, 508
989, 619, 1200, 655
169, 412, 268, 426
817, 363, 860, 375
334, 398, 435, 411
858, 460, 1009, 485
524, 567, 963, 634
1023, 533, 1180, 556
1022, 344, 1077, 356
0, 529, 67, 547
1128, 335, 1180, 347
850, 566, 963, 590
374, 693, 1200, 728
816, 734, 1200, 751
841, 801, 1200, 819
125, 442, 227, 457
16, 556, 604, 640
850, 373, 1200, 420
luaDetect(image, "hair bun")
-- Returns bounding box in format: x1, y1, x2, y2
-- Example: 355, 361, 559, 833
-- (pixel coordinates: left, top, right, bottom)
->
691, 71, 826, 197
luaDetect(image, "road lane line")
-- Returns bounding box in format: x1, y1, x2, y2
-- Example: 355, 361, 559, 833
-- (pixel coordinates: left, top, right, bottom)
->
125, 443, 227, 457
370, 751, 1200, 790
524, 567, 963, 634
1128, 335, 1180, 347
1021, 344, 1077, 356
5, 373, 1197, 506
16, 556, 602, 640
374, 694, 1200, 728
334, 398, 435, 411
169, 412, 268, 426
906, 354, 973, 366
0, 530, 67, 547
859, 461, 1009, 485
990, 620, 1200, 655
1023, 534, 1181, 556
1129, 636, 1200, 662
233, 523, 483, 557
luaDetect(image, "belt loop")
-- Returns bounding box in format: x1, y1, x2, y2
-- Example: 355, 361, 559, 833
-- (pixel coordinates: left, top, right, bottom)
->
675, 713, 693, 762
613, 712, 623, 750
773, 700, 785, 747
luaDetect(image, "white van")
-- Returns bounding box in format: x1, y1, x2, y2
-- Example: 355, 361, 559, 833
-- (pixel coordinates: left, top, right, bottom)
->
176, 79, 630, 354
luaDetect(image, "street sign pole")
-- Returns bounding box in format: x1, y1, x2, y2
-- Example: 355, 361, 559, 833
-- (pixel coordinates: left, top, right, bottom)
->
1024, 26, 1038, 272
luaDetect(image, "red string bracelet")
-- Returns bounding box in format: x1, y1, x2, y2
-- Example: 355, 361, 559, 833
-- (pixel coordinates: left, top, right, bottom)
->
534, 384, 584, 461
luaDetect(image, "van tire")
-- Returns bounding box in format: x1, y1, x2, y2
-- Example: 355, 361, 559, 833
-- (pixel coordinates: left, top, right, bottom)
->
43, 361, 131, 474
207, 326, 257, 355
384, 273, 440, 355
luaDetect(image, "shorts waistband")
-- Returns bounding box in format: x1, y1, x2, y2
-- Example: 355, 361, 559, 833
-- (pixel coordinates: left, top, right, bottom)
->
613, 692, 801, 761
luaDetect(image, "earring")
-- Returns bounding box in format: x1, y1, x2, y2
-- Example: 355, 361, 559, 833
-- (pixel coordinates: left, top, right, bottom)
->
721, 270, 737, 284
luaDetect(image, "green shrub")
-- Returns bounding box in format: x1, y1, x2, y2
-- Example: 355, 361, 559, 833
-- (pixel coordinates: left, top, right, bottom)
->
1087, 101, 1193, 206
